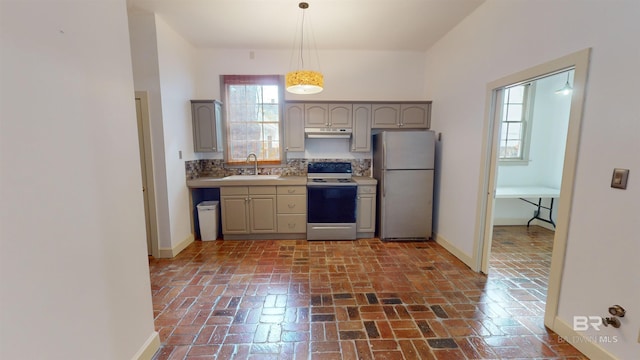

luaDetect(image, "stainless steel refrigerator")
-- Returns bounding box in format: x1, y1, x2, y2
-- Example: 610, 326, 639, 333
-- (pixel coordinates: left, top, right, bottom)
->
372, 130, 435, 241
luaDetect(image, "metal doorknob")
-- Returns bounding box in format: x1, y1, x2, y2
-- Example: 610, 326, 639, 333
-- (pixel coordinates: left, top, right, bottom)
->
602, 317, 621, 328
608, 305, 626, 317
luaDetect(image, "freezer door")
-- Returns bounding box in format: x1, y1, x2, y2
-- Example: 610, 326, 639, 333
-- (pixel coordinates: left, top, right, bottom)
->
380, 169, 433, 240
382, 131, 435, 170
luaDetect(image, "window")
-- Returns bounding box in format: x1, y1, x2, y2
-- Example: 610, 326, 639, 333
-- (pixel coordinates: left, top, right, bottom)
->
223, 75, 283, 164
499, 83, 534, 163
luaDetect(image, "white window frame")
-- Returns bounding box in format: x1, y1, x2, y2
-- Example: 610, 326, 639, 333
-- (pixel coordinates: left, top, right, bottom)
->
498, 82, 535, 165
222, 75, 285, 166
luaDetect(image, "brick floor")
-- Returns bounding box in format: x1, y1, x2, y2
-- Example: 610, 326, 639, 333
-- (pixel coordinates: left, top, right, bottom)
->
149, 225, 588, 359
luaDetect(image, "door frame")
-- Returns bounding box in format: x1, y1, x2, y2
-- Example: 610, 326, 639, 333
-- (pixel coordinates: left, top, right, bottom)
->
135, 91, 159, 258
471, 48, 591, 329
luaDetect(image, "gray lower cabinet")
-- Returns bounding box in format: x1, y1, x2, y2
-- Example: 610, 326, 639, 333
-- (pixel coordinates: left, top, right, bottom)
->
276, 186, 307, 235
221, 186, 277, 236
220, 185, 306, 239
356, 185, 376, 237
191, 100, 223, 152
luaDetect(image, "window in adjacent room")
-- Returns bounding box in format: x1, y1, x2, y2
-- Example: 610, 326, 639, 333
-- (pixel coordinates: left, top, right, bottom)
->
498, 83, 534, 164
222, 75, 283, 164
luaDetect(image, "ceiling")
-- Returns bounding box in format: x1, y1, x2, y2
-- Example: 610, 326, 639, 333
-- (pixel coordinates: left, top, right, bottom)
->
127, 0, 485, 51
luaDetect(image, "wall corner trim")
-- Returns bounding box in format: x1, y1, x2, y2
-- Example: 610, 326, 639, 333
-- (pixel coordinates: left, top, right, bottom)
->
131, 331, 160, 360
158, 234, 195, 258
434, 233, 474, 270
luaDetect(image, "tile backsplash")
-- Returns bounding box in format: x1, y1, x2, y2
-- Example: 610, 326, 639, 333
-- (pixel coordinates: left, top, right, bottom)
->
186, 159, 371, 180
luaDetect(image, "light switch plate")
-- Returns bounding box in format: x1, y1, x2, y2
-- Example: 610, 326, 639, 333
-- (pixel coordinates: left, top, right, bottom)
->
611, 168, 629, 189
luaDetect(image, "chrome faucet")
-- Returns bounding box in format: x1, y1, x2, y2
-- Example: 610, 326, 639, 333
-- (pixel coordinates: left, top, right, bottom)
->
246, 153, 258, 175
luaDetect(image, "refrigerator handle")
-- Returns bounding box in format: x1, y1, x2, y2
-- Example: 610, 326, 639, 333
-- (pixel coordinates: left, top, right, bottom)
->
382, 140, 386, 197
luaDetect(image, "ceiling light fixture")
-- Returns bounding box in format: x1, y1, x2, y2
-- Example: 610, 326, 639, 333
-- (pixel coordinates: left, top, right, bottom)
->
286, 2, 323, 95
555, 72, 573, 95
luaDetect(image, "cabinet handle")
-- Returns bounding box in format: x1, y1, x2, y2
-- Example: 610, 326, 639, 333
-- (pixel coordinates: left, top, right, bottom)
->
287, 189, 295, 193
288, 223, 296, 229
288, 204, 296, 208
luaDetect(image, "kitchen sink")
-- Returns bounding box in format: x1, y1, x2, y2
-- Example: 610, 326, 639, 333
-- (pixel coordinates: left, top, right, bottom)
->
222, 175, 280, 180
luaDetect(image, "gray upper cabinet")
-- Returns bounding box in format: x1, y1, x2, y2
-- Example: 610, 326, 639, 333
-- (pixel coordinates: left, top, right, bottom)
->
372, 103, 431, 129
191, 100, 223, 152
284, 103, 305, 152
328, 104, 353, 128
371, 104, 400, 128
351, 104, 371, 152
400, 103, 431, 128
304, 103, 353, 128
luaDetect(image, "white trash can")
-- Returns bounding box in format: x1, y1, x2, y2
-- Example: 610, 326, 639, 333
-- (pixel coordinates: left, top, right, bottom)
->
196, 201, 219, 241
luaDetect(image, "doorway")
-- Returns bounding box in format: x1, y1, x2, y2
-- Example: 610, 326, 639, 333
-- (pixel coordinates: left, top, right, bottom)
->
473, 49, 591, 329
487, 70, 575, 317
135, 91, 159, 257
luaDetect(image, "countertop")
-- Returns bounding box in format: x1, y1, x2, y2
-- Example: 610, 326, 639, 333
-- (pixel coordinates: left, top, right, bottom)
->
187, 176, 307, 188
353, 176, 377, 185
187, 176, 376, 188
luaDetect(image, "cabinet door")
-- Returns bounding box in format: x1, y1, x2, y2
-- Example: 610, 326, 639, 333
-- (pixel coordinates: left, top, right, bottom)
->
249, 195, 277, 233
357, 194, 376, 233
400, 104, 430, 128
351, 104, 371, 152
371, 104, 400, 128
284, 104, 305, 152
221, 196, 249, 234
191, 101, 222, 152
328, 104, 353, 128
304, 103, 328, 127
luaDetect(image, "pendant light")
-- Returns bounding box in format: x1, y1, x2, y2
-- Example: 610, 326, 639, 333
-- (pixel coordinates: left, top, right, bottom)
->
286, 2, 323, 95
555, 72, 573, 95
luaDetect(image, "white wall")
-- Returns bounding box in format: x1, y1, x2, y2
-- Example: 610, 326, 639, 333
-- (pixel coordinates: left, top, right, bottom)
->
494, 71, 572, 225
129, 12, 199, 252
128, 11, 173, 253
197, 49, 428, 101
424, 0, 639, 358
196, 48, 428, 159
155, 15, 199, 249
0, 0, 157, 359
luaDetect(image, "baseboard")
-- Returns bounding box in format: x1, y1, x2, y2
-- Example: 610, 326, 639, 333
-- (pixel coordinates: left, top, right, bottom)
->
493, 218, 528, 226
529, 219, 556, 231
158, 234, 194, 258
493, 218, 556, 231
131, 331, 160, 360
552, 316, 617, 360
434, 233, 474, 269
223, 233, 306, 240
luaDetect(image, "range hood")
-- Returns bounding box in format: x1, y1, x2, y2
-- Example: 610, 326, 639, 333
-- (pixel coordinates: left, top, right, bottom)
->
304, 127, 352, 139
